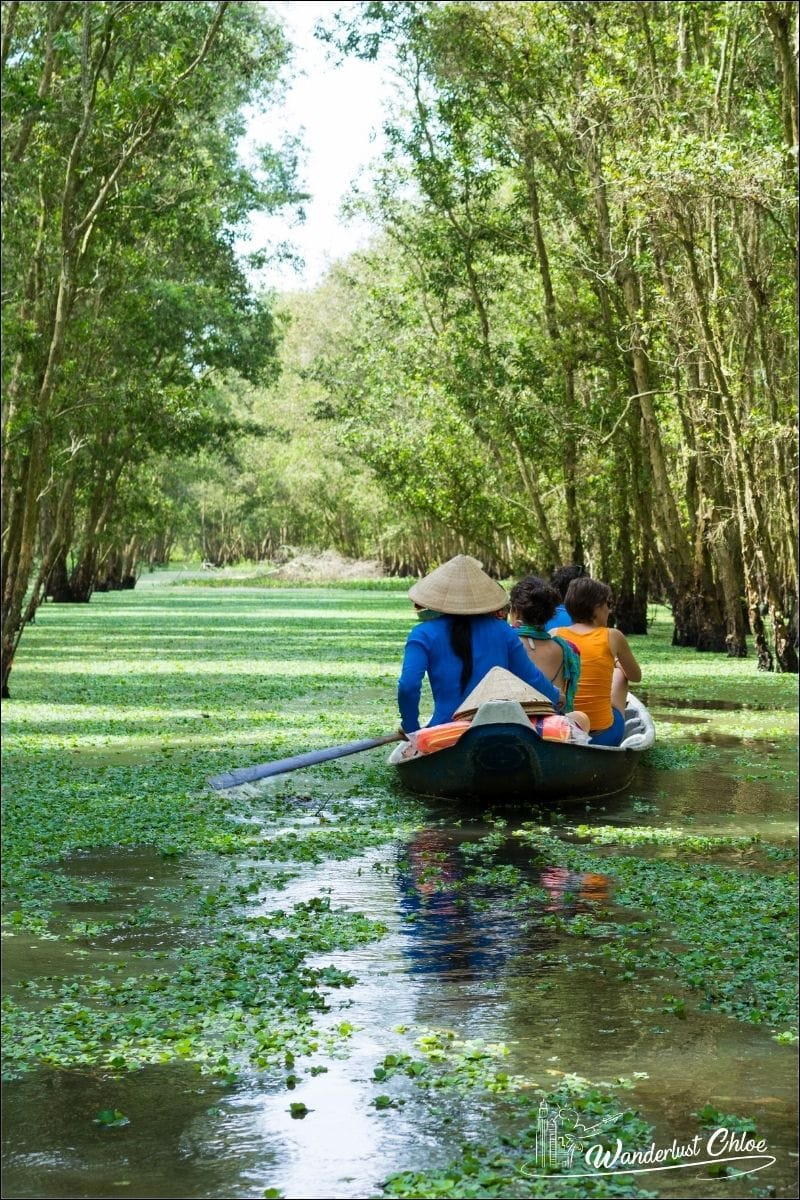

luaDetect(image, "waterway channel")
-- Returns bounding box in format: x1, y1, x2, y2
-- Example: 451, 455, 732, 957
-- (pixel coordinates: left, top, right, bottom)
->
3, 720, 797, 1200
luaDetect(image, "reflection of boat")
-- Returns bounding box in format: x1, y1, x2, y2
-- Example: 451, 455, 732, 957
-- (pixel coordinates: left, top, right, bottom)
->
539, 867, 610, 913
397, 830, 607, 976
398, 830, 518, 977
392, 693, 655, 804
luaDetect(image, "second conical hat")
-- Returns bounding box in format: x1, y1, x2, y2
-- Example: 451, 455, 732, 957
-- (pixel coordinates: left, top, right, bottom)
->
408, 555, 507, 615
453, 666, 554, 719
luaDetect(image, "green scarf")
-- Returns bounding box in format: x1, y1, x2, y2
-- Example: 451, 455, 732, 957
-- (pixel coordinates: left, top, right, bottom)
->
416, 608, 444, 622
514, 624, 582, 712
514, 625, 550, 640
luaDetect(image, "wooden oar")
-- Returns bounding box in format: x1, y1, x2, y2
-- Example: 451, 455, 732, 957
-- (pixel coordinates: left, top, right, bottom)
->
207, 732, 404, 791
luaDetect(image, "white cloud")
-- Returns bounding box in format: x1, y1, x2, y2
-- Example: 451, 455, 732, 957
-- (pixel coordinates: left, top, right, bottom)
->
238, 1, 391, 292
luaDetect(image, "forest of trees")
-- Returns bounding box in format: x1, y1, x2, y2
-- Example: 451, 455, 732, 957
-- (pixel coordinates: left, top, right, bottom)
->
2, 0, 798, 693
1, 0, 303, 694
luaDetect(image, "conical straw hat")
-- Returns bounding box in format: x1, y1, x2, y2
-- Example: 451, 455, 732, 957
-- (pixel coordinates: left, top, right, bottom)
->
408, 555, 507, 615
453, 666, 554, 719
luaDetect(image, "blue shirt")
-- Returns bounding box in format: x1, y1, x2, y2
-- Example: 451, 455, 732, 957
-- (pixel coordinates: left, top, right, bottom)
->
545, 603, 572, 632
398, 615, 560, 732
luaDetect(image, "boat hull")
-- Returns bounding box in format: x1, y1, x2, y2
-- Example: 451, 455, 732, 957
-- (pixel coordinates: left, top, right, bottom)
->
395, 721, 640, 803
393, 694, 655, 804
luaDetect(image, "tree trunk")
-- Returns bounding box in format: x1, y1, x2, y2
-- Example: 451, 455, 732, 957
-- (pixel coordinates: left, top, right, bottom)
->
682, 227, 795, 670
47, 550, 71, 602
763, 2, 800, 152
574, 106, 702, 643
748, 589, 774, 672
1, 2, 232, 689
519, 135, 583, 564
613, 441, 637, 633
712, 523, 748, 657
56, 458, 125, 602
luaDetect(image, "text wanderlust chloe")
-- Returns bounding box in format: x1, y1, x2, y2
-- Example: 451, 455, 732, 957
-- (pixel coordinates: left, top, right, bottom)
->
585, 1127, 772, 1173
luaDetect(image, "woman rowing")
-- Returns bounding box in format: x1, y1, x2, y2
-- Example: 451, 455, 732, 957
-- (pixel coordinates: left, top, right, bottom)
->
398, 555, 563, 734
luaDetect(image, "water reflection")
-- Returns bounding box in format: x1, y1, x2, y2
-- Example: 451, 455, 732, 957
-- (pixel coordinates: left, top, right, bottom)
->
398, 829, 516, 977
539, 866, 609, 913
397, 827, 611, 976
2, 743, 797, 1200
1, 1064, 267, 1200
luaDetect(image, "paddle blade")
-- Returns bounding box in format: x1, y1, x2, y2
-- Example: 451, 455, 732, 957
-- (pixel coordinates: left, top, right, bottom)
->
207, 733, 402, 790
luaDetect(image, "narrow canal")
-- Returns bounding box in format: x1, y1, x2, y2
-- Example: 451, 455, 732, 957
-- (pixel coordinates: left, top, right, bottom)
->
2, 588, 797, 1199
3, 735, 796, 1199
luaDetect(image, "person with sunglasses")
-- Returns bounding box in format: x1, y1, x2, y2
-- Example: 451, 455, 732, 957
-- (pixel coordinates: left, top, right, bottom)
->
552, 577, 642, 746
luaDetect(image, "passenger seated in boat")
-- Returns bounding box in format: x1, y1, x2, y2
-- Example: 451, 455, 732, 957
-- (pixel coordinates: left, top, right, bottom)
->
545, 563, 586, 631
509, 575, 590, 734
553, 577, 642, 747
397, 555, 564, 734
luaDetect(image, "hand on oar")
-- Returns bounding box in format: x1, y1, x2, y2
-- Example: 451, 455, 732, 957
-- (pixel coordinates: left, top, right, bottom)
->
207, 732, 404, 791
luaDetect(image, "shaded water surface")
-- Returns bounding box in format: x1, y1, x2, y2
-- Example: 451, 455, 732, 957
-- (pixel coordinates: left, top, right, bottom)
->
3, 730, 797, 1199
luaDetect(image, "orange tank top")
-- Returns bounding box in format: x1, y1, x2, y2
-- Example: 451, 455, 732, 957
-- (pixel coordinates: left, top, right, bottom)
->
552, 626, 614, 731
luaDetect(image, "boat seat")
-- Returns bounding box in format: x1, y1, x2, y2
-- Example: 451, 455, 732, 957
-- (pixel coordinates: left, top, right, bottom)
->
620, 716, 646, 749
619, 693, 656, 751
388, 740, 424, 765
620, 731, 650, 750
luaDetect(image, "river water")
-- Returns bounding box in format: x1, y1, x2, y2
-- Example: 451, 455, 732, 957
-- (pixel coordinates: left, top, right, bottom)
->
2, 704, 797, 1200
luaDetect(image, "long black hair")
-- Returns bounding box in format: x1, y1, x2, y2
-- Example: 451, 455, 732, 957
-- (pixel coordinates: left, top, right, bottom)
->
450, 616, 474, 693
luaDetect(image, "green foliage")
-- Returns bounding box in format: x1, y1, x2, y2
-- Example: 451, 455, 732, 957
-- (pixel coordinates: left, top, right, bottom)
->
641, 745, 708, 772
379, 1070, 658, 1198
1, 581, 796, 1194
1, 585, 430, 1079
692, 1105, 758, 1134
570, 825, 763, 854
1, 1, 303, 675
6, 0, 797, 690
308, 0, 798, 663
513, 828, 798, 1032
93, 1109, 131, 1129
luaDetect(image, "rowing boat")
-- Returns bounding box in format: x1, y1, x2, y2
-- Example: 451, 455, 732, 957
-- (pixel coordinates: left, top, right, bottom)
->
390, 692, 655, 803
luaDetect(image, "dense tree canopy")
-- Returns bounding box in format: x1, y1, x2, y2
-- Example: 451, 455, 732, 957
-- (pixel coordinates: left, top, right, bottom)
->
312, 0, 798, 668
1, 0, 302, 692
2, 0, 797, 684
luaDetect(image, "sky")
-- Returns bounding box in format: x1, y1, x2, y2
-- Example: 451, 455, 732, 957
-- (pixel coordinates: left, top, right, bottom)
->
237, 1, 392, 293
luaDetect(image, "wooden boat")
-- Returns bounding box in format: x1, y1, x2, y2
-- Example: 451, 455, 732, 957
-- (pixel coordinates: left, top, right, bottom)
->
391, 693, 655, 804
